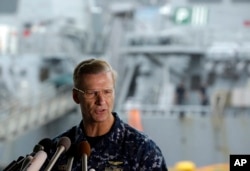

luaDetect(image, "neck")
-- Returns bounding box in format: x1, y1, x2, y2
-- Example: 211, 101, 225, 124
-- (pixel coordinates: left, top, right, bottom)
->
83, 114, 114, 137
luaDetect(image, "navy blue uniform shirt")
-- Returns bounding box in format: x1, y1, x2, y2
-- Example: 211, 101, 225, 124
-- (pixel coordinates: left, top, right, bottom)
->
43, 113, 168, 171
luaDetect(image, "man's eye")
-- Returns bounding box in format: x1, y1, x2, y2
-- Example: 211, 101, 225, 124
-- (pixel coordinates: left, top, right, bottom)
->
86, 91, 95, 95
104, 90, 113, 94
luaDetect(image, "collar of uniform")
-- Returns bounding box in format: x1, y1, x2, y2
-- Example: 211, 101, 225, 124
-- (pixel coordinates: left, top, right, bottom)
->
74, 112, 124, 145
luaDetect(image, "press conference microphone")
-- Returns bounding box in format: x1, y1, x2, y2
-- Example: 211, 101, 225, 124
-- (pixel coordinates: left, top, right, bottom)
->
78, 141, 91, 171
3, 138, 52, 171
25, 138, 53, 170
24, 138, 52, 171
3, 156, 24, 171
4, 140, 44, 171
20, 155, 33, 171
65, 143, 77, 171
38, 138, 53, 155
3, 160, 16, 171
44, 136, 71, 171
26, 150, 47, 171
23, 138, 51, 160
31, 144, 44, 155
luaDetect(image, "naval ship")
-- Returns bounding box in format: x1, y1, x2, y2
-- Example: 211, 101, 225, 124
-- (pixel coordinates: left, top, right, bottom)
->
0, 0, 250, 170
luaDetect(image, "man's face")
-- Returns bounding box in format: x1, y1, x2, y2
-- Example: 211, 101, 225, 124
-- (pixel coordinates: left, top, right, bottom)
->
75, 71, 115, 124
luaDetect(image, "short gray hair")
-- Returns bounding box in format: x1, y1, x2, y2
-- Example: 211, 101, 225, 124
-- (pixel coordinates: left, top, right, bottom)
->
73, 58, 117, 88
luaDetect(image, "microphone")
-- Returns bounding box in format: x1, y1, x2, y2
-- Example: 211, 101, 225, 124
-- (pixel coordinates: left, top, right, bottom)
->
20, 155, 33, 171
38, 138, 53, 153
29, 138, 51, 157
24, 138, 52, 171
3, 160, 16, 171
78, 141, 91, 171
65, 143, 78, 171
31, 144, 44, 155
26, 150, 47, 171
23, 138, 52, 171
3, 156, 24, 171
3, 138, 52, 171
44, 136, 71, 171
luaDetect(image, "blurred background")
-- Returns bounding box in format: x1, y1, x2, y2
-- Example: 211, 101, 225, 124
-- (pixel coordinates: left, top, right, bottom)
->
0, 0, 250, 170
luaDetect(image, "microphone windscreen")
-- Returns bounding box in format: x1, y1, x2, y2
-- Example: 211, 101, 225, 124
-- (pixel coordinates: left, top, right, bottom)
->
57, 137, 71, 152
33, 144, 44, 153
78, 141, 91, 157
38, 138, 53, 153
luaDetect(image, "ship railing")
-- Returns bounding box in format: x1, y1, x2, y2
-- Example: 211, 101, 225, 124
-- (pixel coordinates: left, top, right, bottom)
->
118, 104, 250, 119
118, 105, 212, 118
0, 86, 77, 141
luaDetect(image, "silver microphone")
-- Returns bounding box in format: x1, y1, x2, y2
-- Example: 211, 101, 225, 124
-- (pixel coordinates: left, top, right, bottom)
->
44, 137, 71, 171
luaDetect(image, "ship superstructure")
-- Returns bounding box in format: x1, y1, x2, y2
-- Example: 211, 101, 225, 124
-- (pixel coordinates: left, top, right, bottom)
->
0, 0, 250, 169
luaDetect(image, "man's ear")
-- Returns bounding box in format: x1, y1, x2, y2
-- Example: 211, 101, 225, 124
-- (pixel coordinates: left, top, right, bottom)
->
72, 90, 80, 104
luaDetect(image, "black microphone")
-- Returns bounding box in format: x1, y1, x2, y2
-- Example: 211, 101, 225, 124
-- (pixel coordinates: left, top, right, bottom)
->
38, 138, 53, 154
44, 136, 71, 171
3, 156, 24, 171
3, 160, 16, 171
29, 138, 50, 157
78, 141, 91, 171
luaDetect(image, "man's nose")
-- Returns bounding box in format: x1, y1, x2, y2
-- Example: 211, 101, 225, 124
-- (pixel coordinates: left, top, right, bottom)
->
96, 92, 105, 104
